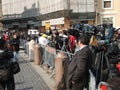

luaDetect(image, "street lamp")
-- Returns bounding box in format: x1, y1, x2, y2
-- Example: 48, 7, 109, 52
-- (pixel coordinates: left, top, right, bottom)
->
95, 0, 98, 25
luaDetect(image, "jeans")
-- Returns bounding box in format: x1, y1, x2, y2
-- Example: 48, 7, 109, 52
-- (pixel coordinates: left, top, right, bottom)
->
13, 51, 19, 62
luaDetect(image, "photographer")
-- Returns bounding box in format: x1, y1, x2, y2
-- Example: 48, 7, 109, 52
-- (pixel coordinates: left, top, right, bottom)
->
105, 24, 115, 40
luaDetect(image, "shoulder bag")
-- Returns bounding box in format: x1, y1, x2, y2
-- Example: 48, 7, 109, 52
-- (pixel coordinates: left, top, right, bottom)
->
12, 62, 20, 74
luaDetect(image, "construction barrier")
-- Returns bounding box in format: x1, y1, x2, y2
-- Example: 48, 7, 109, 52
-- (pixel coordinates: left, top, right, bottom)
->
34, 44, 42, 65
55, 52, 68, 90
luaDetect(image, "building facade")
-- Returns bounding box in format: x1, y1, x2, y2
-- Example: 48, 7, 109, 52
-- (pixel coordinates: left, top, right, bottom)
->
1, 0, 96, 31
97, 0, 120, 28
1, 0, 40, 30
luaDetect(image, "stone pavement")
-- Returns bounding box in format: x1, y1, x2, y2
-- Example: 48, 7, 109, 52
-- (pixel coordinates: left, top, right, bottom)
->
14, 50, 56, 90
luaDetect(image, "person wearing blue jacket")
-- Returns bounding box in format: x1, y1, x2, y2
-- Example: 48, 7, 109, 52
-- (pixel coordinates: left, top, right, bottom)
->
105, 24, 115, 40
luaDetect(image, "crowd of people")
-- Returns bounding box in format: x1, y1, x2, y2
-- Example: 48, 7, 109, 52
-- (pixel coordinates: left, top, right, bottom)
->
0, 23, 120, 90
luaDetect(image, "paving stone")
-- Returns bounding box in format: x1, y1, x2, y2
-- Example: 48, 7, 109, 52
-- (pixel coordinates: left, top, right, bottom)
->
14, 51, 50, 90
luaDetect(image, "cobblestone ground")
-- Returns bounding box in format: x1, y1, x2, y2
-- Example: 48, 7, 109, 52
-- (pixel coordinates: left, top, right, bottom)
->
14, 51, 50, 90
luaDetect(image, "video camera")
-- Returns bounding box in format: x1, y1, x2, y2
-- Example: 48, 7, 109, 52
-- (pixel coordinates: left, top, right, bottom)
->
82, 24, 98, 35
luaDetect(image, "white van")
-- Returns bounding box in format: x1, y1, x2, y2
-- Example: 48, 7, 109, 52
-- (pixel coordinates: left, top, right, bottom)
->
28, 29, 39, 35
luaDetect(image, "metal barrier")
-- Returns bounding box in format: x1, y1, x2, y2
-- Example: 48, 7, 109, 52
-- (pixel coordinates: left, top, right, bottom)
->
117, 39, 120, 49
56, 50, 75, 61
44, 46, 56, 68
40, 45, 75, 79
41, 46, 75, 67
89, 70, 96, 90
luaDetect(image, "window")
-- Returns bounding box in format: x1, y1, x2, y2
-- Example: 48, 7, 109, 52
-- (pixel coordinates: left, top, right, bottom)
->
103, 0, 112, 9
81, 21, 88, 24
104, 1, 111, 8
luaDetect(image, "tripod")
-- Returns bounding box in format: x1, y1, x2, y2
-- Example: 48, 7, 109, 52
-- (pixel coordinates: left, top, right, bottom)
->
61, 38, 69, 52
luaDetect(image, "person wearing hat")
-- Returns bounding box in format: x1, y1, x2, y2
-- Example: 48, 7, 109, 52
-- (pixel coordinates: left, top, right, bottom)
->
38, 33, 49, 46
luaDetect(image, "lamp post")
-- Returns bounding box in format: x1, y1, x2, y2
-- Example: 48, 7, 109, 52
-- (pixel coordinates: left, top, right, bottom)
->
95, 0, 98, 25
77, 0, 80, 22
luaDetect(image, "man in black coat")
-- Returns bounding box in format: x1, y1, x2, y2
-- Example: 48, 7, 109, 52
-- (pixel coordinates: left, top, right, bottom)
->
67, 34, 93, 90
0, 38, 15, 90
10, 34, 20, 62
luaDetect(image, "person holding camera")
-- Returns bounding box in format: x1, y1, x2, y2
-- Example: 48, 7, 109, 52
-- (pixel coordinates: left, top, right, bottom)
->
105, 24, 115, 40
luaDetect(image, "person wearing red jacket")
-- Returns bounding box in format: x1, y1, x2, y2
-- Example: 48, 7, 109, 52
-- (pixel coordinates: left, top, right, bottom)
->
68, 30, 76, 53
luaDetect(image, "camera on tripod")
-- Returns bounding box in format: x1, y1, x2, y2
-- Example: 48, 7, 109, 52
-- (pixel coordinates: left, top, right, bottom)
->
82, 24, 98, 36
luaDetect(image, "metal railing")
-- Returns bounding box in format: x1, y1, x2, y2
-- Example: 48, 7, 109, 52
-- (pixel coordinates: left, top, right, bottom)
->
43, 46, 56, 68
40, 45, 75, 78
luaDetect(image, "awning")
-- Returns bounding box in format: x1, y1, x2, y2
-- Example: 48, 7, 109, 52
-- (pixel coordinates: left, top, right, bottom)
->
39, 9, 72, 20
70, 12, 96, 20
4, 24, 13, 28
